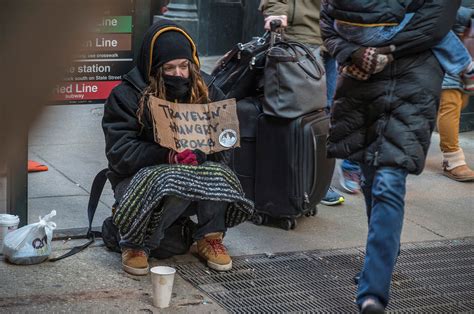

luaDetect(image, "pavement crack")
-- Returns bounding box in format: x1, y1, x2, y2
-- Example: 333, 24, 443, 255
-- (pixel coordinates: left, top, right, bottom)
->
28, 152, 111, 209
0, 289, 144, 308
405, 217, 445, 238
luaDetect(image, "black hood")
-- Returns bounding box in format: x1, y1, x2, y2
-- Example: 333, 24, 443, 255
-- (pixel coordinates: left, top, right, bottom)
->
136, 19, 200, 84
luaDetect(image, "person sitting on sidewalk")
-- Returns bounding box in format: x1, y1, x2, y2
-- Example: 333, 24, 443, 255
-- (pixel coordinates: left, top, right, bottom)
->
259, 0, 360, 206
438, 4, 474, 182
102, 20, 253, 276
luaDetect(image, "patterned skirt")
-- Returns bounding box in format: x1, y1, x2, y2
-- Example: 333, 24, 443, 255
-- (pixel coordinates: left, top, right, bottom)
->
113, 162, 254, 245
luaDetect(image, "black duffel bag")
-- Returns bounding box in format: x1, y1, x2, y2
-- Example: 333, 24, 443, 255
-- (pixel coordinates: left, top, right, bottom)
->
263, 41, 327, 118
211, 33, 270, 100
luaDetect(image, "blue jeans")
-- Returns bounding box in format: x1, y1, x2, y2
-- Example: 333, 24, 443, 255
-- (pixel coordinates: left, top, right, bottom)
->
341, 159, 360, 173
323, 53, 337, 109
433, 31, 471, 76
357, 165, 408, 307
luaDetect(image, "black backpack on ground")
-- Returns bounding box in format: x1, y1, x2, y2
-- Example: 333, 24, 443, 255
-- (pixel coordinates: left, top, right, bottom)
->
50, 169, 196, 262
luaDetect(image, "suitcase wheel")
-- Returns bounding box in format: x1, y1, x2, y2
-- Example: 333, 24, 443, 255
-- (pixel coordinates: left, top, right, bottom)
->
305, 206, 318, 217
281, 218, 297, 230
252, 213, 267, 225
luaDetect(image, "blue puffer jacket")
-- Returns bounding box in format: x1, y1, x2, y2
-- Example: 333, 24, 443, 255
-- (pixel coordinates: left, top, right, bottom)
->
443, 5, 474, 90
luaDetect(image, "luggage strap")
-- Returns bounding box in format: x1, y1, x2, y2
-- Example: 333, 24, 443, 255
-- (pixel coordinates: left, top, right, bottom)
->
49, 168, 108, 262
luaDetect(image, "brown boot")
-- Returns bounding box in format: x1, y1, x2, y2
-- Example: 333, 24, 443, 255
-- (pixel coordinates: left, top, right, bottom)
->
442, 149, 474, 182
444, 164, 474, 182
122, 248, 149, 275
197, 232, 232, 271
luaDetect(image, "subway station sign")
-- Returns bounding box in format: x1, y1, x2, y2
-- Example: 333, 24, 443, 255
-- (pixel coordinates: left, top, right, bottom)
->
54, 5, 134, 104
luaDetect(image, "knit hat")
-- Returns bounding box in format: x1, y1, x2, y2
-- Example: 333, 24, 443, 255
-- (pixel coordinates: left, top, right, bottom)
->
151, 30, 195, 71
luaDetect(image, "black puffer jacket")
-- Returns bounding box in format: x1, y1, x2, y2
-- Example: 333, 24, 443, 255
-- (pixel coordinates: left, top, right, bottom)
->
321, 0, 460, 174
102, 20, 225, 189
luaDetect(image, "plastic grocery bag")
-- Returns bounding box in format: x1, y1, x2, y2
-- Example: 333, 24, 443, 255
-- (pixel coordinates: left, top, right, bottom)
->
3, 210, 57, 265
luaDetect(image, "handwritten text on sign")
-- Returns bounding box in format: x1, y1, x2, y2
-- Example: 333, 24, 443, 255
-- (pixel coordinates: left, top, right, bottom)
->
149, 97, 240, 154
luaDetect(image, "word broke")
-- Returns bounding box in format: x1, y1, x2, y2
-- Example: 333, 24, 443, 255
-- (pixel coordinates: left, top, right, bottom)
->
149, 97, 240, 154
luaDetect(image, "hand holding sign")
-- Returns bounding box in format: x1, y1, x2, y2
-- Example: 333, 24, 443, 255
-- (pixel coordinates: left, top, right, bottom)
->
148, 97, 240, 154
169, 149, 207, 166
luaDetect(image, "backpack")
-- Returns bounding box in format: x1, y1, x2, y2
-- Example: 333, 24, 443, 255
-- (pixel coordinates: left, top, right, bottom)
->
50, 169, 197, 262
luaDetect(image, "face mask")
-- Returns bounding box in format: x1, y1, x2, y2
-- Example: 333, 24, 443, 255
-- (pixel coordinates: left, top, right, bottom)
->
163, 75, 191, 102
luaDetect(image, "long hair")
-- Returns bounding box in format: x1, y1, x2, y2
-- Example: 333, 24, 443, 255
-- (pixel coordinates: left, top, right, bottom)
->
137, 62, 209, 129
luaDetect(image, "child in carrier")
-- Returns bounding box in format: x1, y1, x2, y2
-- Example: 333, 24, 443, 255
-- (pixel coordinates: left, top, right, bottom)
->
333, 1, 474, 89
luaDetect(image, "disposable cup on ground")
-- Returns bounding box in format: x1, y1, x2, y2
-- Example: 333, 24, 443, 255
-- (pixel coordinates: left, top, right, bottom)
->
0, 214, 20, 254
150, 266, 176, 308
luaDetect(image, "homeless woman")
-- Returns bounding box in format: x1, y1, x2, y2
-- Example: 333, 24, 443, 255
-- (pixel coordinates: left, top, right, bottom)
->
102, 19, 253, 276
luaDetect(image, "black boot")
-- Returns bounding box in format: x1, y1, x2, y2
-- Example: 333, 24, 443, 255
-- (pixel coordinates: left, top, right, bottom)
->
360, 297, 385, 314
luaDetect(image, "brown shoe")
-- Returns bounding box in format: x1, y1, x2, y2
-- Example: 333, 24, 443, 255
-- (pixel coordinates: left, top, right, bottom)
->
197, 232, 232, 271
122, 248, 149, 275
443, 164, 474, 182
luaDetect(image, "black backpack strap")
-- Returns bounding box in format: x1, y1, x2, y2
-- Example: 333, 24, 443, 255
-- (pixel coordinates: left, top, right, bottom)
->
50, 168, 109, 262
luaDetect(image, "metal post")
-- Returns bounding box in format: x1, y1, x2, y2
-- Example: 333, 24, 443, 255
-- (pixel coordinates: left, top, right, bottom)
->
133, 0, 152, 61
7, 128, 28, 226
161, 0, 199, 46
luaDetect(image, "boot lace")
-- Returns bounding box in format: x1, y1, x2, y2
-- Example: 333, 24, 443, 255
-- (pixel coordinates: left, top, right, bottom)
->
206, 239, 227, 255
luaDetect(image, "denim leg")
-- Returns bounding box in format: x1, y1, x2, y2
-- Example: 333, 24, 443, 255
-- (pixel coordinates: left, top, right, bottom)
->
341, 159, 361, 172
193, 200, 228, 240
323, 54, 338, 109
357, 167, 408, 308
120, 196, 194, 253
433, 31, 472, 76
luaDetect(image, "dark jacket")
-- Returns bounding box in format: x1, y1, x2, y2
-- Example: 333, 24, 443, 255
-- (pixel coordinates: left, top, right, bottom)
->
102, 21, 226, 189
324, 0, 424, 26
322, 0, 460, 65
321, 0, 461, 174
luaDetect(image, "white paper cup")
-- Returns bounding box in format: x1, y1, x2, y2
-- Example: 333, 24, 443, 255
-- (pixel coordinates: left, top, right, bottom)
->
150, 266, 176, 308
0, 214, 20, 254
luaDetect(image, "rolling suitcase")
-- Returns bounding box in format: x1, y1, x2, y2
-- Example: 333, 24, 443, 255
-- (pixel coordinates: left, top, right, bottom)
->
230, 97, 263, 201
253, 109, 335, 230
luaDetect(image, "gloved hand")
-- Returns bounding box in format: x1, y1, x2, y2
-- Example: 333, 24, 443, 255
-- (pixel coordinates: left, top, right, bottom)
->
351, 45, 396, 74
192, 149, 207, 165
340, 64, 370, 81
168, 149, 207, 166
264, 15, 288, 30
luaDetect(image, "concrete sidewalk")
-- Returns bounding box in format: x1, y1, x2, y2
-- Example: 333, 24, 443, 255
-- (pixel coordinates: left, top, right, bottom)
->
0, 55, 473, 312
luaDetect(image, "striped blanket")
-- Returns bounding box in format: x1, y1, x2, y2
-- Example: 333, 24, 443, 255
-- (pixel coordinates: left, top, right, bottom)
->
113, 162, 254, 245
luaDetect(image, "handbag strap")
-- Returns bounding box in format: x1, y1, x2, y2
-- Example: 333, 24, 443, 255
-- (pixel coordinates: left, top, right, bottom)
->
272, 41, 325, 80
49, 169, 108, 262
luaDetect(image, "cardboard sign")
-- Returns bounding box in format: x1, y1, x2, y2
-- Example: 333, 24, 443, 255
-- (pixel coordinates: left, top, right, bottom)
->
148, 96, 240, 154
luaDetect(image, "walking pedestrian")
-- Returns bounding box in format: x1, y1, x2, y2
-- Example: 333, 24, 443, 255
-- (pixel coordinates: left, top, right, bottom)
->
321, 0, 460, 312
438, 4, 474, 181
